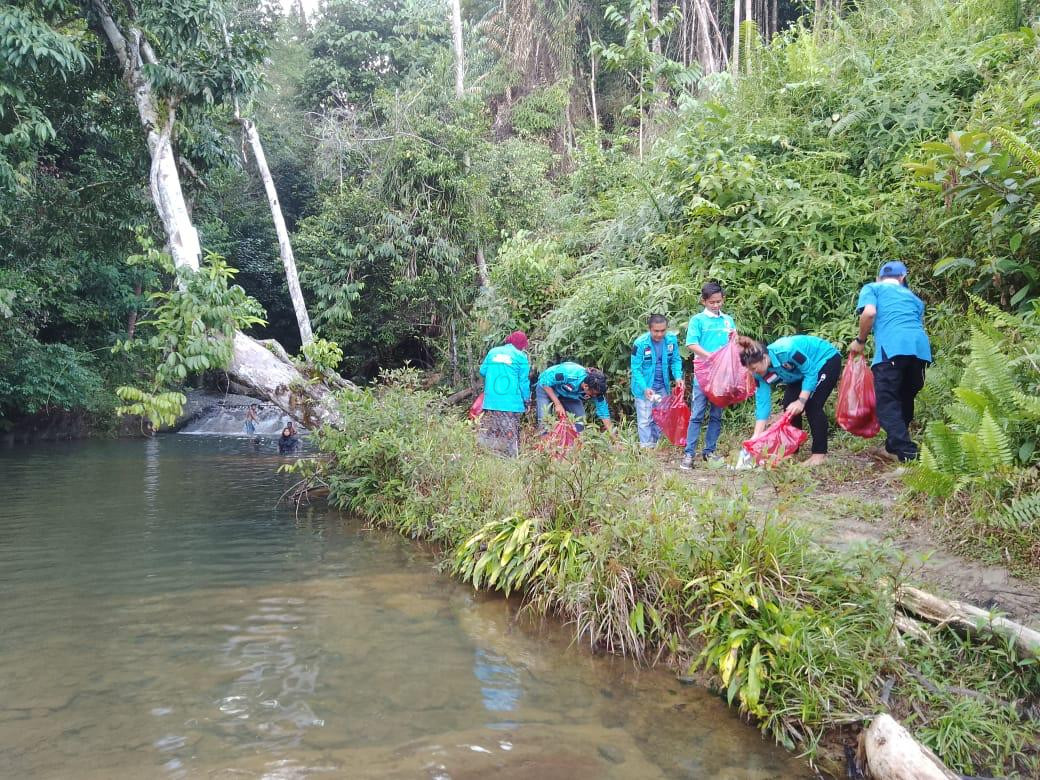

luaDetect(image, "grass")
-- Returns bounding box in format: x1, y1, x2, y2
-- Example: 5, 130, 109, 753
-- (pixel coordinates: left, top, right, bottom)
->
294, 374, 1040, 776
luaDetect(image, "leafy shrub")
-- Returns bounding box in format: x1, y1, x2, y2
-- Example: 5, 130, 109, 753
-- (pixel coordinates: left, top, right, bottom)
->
510, 80, 571, 138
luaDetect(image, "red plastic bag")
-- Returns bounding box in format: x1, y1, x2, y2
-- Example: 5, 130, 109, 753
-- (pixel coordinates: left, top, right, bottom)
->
694, 332, 756, 408
468, 392, 484, 420
836, 356, 880, 438
539, 414, 581, 458
652, 385, 691, 447
742, 413, 808, 465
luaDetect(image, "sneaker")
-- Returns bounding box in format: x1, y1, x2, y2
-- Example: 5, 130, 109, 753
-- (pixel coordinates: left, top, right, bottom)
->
703, 452, 723, 462
680, 454, 695, 470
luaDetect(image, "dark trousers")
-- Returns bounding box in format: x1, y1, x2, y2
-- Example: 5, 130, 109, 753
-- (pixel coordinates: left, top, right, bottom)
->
871, 355, 926, 461
781, 353, 842, 455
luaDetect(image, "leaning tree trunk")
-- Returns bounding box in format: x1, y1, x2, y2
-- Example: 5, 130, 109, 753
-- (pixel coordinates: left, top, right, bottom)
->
90, 0, 342, 428
240, 114, 314, 347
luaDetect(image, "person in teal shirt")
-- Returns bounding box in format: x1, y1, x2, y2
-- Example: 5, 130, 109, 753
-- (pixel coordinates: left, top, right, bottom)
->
477, 331, 532, 457
536, 362, 612, 434
739, 334, 842, 465
630, 314, 684, 447
849, 260, 931, 461
681, 283, 736, 469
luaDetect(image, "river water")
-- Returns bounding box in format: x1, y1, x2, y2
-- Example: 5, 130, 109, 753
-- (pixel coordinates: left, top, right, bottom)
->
0, 437, 806, 779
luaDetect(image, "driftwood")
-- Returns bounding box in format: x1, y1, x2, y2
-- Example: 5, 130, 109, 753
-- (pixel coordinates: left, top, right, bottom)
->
859, 714, 958, 780
893, 613, 932, 646
896, 585, 1040, 660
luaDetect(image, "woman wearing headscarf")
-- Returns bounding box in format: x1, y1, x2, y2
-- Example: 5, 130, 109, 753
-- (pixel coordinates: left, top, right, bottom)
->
476, 331, 531, 457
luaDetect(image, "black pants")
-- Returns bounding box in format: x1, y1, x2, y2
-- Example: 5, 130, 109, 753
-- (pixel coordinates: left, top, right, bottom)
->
871, 355, 926, 461
781, 353, 842, 455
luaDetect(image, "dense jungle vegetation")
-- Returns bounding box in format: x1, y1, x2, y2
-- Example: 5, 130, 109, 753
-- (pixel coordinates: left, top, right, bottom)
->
5, 0, 1040, 772
4, 0, 1039, 564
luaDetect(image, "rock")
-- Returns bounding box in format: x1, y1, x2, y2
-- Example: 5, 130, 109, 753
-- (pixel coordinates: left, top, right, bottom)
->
597, 744, 625, 764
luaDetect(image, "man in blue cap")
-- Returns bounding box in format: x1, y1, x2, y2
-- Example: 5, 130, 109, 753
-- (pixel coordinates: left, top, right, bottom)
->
849, 260, 932, 461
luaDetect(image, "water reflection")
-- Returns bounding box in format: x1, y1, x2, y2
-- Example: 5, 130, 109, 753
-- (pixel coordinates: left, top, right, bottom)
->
0, 437, 808, 778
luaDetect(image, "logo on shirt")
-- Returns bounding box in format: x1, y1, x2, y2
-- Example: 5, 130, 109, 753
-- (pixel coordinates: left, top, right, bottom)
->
764, 371, 780, 385
491, 353, 513, 365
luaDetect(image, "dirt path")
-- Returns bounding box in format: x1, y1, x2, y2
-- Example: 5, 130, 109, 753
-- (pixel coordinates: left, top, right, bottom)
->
662, 449, 1040, 627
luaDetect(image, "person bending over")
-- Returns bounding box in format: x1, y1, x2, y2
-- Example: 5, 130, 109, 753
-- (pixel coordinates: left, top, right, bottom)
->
739, 334, 842, 466
535, 362, 613, 435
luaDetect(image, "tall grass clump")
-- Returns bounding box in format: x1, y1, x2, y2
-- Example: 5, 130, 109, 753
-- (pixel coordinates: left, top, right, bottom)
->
294, 378, 1039, 775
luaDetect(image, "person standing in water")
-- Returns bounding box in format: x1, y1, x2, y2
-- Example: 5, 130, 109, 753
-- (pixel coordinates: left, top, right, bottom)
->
278, 421, 299, 454
244, 404, 259, 435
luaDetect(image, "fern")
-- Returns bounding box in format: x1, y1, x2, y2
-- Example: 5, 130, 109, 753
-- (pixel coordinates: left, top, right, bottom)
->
975, 408, 1014, 470
996, 493, 1040, 531
992, 126, 1040, 177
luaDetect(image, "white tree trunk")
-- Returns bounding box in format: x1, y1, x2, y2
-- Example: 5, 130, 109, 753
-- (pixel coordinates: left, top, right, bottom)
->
91, 0, 342, 427
731, 0, 741, 74
93, 6, 201, 272
450, 0, 465, 98
860, 714, 958, 780
241, 116, 314, 346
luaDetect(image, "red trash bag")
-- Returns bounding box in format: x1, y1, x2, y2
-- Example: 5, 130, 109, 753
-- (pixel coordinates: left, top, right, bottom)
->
836, 356, 880, 438
694, 332, 756, 408
539, 414, 581, 458
652, 385, 691, 447
742, 413, 808, 466
468, 392, 484, 420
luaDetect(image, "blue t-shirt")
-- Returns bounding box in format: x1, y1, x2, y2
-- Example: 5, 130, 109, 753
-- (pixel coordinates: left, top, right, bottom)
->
651, 339, 666, 392
856, 281, 931, 366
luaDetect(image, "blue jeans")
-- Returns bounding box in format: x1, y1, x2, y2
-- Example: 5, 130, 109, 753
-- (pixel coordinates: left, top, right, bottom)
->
535, 385, 586, 433
634, 396, 663, 447
684, 382, 722, 456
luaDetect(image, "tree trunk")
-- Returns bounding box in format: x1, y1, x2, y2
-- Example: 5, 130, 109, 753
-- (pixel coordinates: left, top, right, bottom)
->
896, 585, 1040, 660
240, 115, 314, 346
731, 0, 741, 74
450, 0, 465, 99
90, 0, 342, 428
859, 714, 958, 780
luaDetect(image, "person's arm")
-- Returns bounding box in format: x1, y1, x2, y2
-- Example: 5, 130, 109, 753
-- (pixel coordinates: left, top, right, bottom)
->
784, 345, 831, 415
669, 336, 684, 390
479, 352, 490, 377
518, 353, 531, 405
754, 377, 771, 427
541, 383, 566, 417
849, 305, 875, 356
630, 343, 650, 399
686, 317, 710, 359
593, 396, 616, 436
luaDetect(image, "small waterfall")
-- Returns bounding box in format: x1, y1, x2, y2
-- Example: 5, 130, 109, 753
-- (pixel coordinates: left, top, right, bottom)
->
179, 402, 303, 437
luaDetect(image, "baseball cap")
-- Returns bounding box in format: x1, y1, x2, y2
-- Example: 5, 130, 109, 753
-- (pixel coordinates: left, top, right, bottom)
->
878, 260, 908, 278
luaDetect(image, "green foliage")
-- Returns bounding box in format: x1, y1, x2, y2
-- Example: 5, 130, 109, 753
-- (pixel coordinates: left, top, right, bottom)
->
300, 337, 343, 375
0, 1, 87, 191
510, 80, 571, 139
906, 303, 1040, 573
540, 265, 695, 390
115, 249, 266, 428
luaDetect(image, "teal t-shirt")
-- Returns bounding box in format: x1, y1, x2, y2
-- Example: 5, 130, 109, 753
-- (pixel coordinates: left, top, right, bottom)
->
856, 281, 931, 366
753, 335, 839, 420
686, 311, 736, 354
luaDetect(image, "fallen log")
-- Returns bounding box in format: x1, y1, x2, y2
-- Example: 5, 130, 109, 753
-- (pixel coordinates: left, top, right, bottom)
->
444, 385, 476, 405
228, 333, 346, 429
859, 714, 958, 780
896, 585, 1040, 660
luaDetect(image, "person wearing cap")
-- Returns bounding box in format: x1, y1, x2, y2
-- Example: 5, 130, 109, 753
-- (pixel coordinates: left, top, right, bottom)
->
477, 331, 532, 457
630, 313, 684, 448
849, 261, 931, 462
738, 334, 842, 466
535, 362, 613, 435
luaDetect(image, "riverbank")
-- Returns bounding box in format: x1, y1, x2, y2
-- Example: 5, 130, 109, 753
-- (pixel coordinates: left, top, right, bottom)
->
297, 379, 1040, 777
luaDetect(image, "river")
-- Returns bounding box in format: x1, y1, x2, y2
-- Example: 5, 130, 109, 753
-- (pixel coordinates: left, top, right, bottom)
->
0, 436, 807, 778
